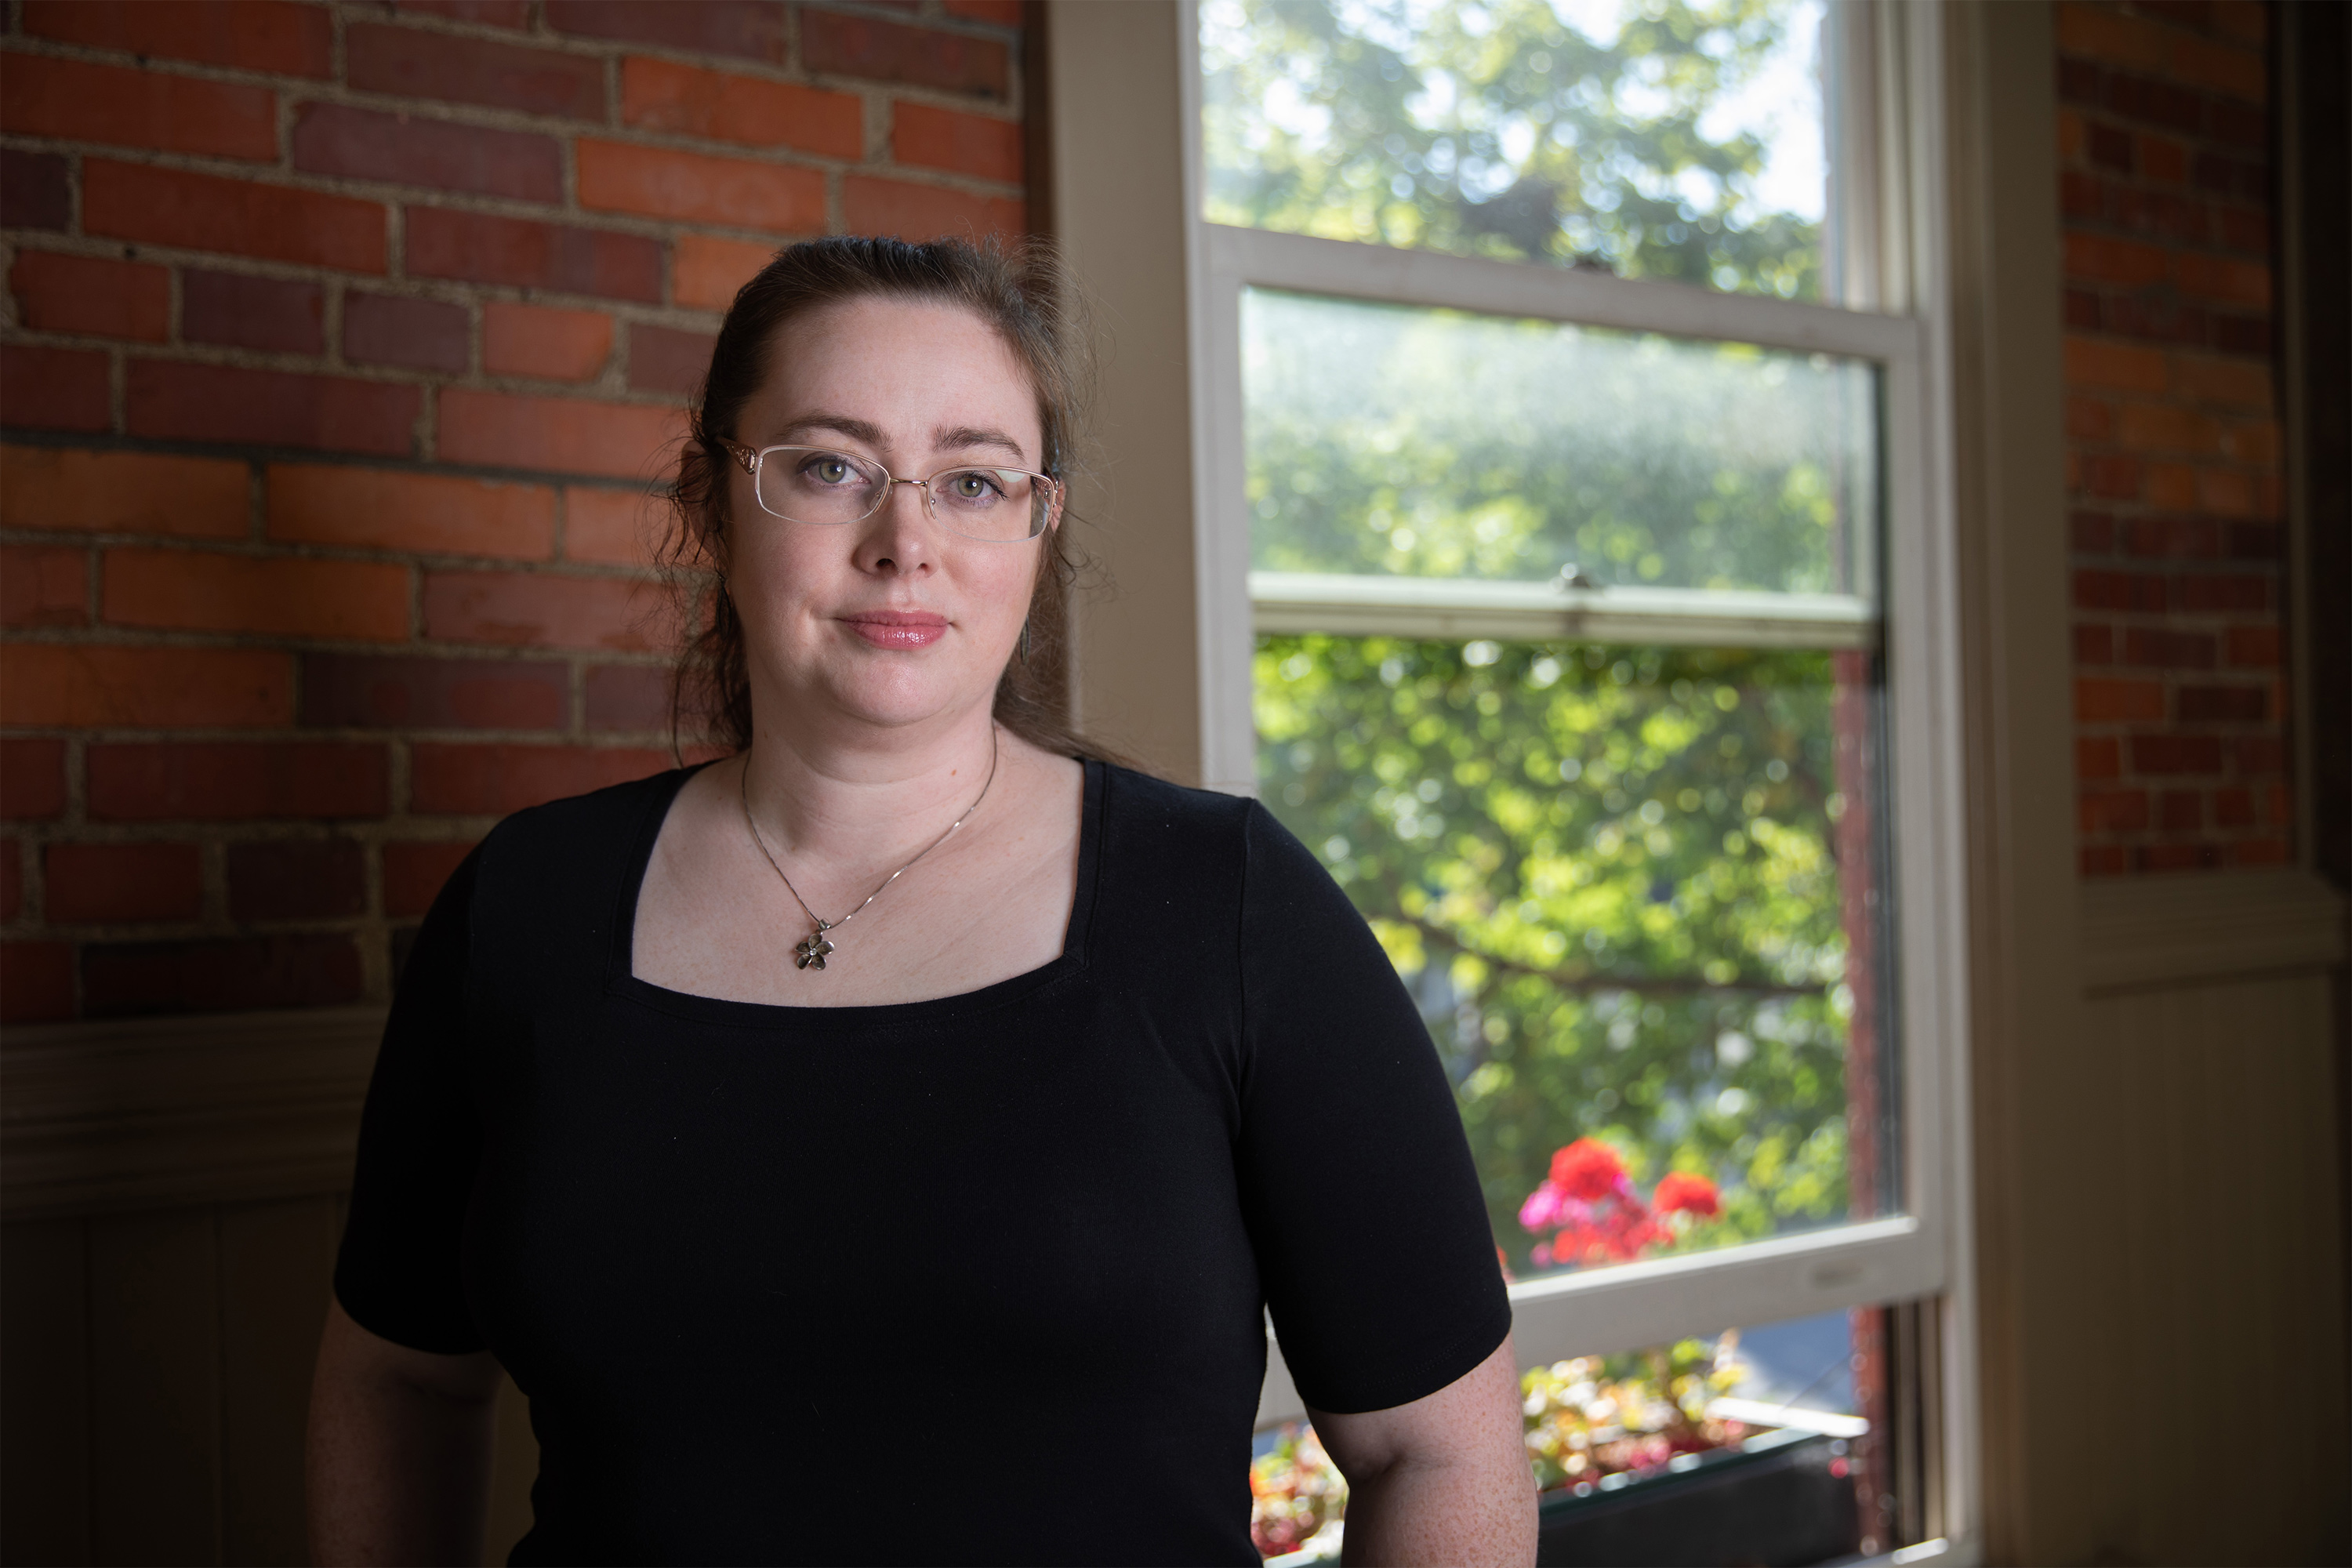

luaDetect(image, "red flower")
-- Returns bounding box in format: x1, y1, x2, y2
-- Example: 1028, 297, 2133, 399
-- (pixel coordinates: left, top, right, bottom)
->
1655, 1172, 1720, 1218
1549, 1138, 1626, 1201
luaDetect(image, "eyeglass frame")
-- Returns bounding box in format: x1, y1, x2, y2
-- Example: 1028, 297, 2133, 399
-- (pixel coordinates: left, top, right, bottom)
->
717, 440, 1065, 543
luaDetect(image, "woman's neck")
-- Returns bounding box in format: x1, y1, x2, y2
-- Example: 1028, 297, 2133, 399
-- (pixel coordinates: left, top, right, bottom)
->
737, 700, 1003, 873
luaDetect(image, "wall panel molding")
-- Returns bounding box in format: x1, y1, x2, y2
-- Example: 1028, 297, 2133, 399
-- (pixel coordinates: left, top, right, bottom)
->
2078, 870, 2347, 996
1, 1007, 385, 1221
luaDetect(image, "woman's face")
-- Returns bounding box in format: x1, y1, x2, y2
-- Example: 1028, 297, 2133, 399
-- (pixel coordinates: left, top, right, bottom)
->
722, 295, 1051, 741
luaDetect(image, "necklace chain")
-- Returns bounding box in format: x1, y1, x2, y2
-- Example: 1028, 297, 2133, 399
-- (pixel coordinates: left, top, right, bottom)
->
737, 724, 1001, 972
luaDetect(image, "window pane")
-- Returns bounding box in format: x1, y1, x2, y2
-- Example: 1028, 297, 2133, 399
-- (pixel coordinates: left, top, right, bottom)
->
1202, 0, 1832, 300
1254, 635, 1898, 1280
1244, 288, 1878, 598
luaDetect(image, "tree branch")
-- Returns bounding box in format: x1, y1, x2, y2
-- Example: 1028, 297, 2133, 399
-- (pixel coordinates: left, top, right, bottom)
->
1395, 913, 1827, 1000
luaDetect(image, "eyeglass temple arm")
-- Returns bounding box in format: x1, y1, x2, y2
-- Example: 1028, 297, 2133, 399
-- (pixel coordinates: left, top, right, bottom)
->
717, 439, 760, 476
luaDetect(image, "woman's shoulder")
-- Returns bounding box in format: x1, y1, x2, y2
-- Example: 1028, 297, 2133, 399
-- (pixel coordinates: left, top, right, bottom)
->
1089, 760, 1333, 903
474, 763, 697, 888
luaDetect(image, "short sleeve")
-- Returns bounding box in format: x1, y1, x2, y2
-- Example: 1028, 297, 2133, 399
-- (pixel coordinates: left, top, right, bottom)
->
1234, 804, 1512, 1414
333, 849, 488, 1355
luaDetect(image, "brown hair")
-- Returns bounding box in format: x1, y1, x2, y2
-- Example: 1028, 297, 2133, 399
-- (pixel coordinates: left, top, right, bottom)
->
664, 234, 1096, 760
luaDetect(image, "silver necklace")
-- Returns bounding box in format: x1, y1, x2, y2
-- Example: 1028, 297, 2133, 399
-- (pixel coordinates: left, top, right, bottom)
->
737, 726, 1001, 972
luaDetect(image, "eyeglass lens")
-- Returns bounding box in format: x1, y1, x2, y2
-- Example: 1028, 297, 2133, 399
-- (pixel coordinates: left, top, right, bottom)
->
754, 447, 1049, 542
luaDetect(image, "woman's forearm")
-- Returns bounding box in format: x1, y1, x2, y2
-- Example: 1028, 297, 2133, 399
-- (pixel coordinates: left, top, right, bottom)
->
307, 1301, 500, 1567
1339, 1450, 1534, 1567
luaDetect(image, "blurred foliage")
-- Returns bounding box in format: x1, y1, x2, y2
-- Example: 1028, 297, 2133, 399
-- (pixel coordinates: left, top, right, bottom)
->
1245, 290, 1875, 592
1256, 634, 1862, 1272
1202, 0, 1824, 298
1521, 1337, 1755, 1492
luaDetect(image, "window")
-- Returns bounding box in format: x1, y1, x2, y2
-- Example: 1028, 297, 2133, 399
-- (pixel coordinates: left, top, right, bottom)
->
1187, 2, 1964, 1545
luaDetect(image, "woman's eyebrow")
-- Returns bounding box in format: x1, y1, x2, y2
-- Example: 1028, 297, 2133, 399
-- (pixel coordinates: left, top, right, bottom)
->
934, 424, 1028, 462
775, 413, 887, 447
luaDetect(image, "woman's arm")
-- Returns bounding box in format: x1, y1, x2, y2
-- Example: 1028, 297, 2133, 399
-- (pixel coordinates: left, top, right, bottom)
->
1308, 1333, 1537, 1567
307, 1298, 503, 1567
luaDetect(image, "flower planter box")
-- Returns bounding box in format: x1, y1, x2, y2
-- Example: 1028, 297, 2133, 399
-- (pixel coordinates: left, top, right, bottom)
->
1534, 1428, 1860, 1568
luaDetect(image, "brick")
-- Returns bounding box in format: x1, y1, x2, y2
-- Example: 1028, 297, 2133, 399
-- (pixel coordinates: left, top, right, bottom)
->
2212, 314, 2270, 357
620, 58, 862, 158
1, 642, 292, 729
2227, 521, 2281, 560
2073, 623, 2112, 664
2121, 627, 2215, 668
410, 741, 670, 814
437, 390, 683, 478
2172, 352, 2272, 412
2071, 508, 2116, 554
2, 151, 70, 231
0, 346, 110, 434
292, 103, 564, 206
423, 570, 667, 652
2103, 71, 2205, 136
544, 0, 786, 64
2056, 3, 2170, 69
88, 742, 389, 821
2, 942, 74, 1022
564, 486, 663, 566
227, 839, 365, 920
302, 652, 566, 730
2114, 402, 2220, 456
2208, 2, 2266, 44
673, 234, 776, 310
406, 208, 662, 303
2064, 336, 2168, 393
2216, 204, 2269, 255
2207, 97, 2265, 150
893, 102, 1022, 183
21, 0, 331, 76
2078, 735, 2122, 781
2058, 56, 2103, 107
84, 161, 386, 274
82, 933, 361, 1016
383, 839, 475, 916
2224, 625, 2279, 666
943, 0, 1022, 24
45, 842, 201, 923
2, 839, 19, 923
843, 176, 1026, 243
0, 447, 248, 541
2136, 133, 2187, 183
2078, 786, 2149, 833
2213, 786, 2256, 826
2075, 677, 2165, 722
2177, 684, 2267, 723
2, 546, 87, 628
344, 22, 606, 120
2099, 293, 2212, 348
2079, 844, 2130, 877
2057, 107, 2085, 162
103, 550, 411, 642
483, 302, 612, 382
269, 465, 554, 561
2129, 734, 2224, 775
2175, 572, 2267, 611
2106, 186, 2208, 245
2156, 789, 2203, 832
629, 325, 714, 397
2172, 252, 2270, 309
577, 140, 826, 234
2082, 454, 2141, 500
0, 53, 278, 162
2061, 175, 2103, 226
2083, 119, 2133, 174
2197, 467, 2256, 517
2064, 232, 2169, 287
2225, 837, 2290, 867
181, 269, 326, 355
586, 662, 670, 731
2142, 462, 2198, 510
2122, 515, 2218, 559
343, 292, 470, 373
2066, 396, 2113, 442
127, 362, 419, 457
397, 0, 532, 25
802, 9, 1009, 96
2074, 568, 2165, 613
2190, 150, 2266, 202
9, 252, 169, 343
0, 740, 67, 821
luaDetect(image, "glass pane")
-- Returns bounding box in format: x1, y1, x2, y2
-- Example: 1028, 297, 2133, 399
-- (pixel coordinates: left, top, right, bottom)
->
1202, 0, 1832, 300
1253, 1310, 1879, 1564
1243, 288, 1878, 597
1255, 635, 1898, 1281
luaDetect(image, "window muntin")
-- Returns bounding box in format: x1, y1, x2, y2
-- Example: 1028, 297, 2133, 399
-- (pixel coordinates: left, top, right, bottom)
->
1200, 0, 1833, 300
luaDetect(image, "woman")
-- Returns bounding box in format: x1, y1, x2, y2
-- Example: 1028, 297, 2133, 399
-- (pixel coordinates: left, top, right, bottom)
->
307, 237, 1534, 1566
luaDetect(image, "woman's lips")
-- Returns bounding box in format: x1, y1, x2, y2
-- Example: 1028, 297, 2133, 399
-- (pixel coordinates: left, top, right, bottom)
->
840, 610, 949, 649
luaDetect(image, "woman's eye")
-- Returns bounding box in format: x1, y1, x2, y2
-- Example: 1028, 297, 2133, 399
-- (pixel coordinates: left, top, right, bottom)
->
802, 457, 856, 485
950, 471, 1000, 500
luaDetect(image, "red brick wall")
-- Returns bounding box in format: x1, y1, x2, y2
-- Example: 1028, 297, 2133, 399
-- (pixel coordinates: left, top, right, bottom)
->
0, 0, 1030, 1022
2057, 0, 2292, 875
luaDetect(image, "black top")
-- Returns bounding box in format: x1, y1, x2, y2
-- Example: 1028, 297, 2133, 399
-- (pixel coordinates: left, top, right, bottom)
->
336, 760, 1510, 1566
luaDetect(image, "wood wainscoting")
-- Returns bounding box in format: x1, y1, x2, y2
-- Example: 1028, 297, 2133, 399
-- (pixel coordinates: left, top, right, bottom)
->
0, 1007, 538, 1567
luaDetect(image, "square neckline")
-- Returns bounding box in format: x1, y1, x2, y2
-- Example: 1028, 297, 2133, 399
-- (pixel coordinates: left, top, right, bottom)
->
602, 756, 1105, 1032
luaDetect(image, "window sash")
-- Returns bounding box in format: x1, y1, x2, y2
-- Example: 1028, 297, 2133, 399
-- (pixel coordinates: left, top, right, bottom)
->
1180, 0, 1964, 1388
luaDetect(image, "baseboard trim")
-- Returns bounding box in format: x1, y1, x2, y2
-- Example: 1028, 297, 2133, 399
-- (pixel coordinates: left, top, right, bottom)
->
1, 1005, 387, 1219
2078, 869, 2347, 995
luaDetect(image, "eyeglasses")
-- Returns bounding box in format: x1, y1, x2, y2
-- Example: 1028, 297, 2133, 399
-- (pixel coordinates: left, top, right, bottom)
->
719, 442, 1062, 543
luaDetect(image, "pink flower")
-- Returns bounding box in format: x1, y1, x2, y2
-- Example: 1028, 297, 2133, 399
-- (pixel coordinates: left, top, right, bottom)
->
1519, 1181, 1570, 1232
1655, 1172, 1721, 1218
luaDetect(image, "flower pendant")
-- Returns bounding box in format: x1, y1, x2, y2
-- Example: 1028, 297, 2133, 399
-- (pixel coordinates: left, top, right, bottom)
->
793, 927, 836, 971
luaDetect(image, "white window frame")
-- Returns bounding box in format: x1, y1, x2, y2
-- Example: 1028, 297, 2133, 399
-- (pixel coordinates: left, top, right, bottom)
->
1175, 0, 1973, 1469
